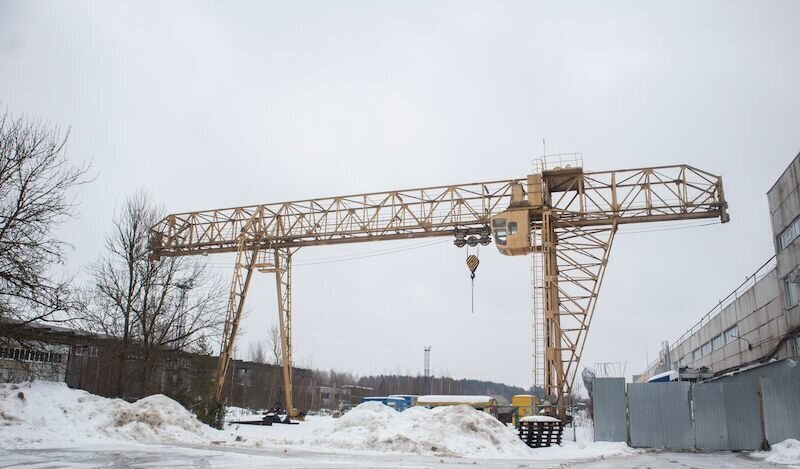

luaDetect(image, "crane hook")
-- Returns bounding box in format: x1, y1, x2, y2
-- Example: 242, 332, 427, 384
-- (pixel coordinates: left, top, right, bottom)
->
466, 253, 480, 313
466, 254, 479, 276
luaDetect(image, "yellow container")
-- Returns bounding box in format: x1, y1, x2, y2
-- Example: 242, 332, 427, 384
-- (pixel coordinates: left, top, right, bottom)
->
512, 395, 538, 426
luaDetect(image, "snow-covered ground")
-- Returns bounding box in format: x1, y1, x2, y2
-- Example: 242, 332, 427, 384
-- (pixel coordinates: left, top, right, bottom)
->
0, 381, 230, 448
225, 400, 634, 461
753, 439, 800, 466
1, 381, 797, 468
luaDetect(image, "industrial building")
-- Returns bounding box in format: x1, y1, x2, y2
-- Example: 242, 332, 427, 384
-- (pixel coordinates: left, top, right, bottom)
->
637, 152, 800, 381
0, 320, 315, 411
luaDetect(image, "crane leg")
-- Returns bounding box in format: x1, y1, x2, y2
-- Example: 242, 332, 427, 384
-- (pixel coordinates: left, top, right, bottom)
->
535, 215, 616, 420
274, 247, 296, 417
541, 211, 566, 411
214, 242, 259, 415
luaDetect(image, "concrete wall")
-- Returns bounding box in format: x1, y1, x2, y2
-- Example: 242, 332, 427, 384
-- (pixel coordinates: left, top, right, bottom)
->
638, 267, 783, 382
768, 151, 800, 342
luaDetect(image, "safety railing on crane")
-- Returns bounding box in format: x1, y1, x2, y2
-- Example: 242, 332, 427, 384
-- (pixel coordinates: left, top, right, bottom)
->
532, 153, 584, 174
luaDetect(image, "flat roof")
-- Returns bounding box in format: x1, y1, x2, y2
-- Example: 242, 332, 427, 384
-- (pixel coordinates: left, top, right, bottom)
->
767, 150, 800, 195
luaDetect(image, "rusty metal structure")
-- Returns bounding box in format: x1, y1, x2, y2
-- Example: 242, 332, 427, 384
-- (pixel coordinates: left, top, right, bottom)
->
149, 155, 728, 418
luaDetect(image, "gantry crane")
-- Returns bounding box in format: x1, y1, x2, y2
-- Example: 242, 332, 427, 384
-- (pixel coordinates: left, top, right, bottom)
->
148, 155, 728, 419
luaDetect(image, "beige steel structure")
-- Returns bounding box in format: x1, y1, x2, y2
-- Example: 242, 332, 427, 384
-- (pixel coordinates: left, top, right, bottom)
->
149, 159, 728, 418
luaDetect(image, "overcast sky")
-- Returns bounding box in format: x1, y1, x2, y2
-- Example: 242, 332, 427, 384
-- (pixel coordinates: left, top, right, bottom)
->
2, 1, 799, 389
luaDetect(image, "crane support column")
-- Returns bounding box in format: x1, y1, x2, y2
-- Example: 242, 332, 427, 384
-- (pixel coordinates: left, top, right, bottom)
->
273, 248, 296, 417
542, 211, 563, 404
539, 221, 616, 418
214, 242, 259, 404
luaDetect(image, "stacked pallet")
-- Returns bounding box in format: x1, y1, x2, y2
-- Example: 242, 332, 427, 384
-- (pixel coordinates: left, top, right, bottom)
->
518, 416, 563, 448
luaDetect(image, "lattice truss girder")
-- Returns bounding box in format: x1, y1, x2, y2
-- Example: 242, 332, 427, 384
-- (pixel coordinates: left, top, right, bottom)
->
149, 165, 726, 258
152, 181, 519, 256
548, 165, 727, 226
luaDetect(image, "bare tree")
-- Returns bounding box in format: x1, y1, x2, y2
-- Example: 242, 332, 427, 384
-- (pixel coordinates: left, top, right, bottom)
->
248, 340, 267, 364
268, 323, 282, 365
77, 192, 225, 396
0, 112, 88, 327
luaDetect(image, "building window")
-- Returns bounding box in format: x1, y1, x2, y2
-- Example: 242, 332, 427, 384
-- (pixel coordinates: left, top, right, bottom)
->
235, 368, 252, 386
712, 334, 725, 351
785, 276, 798, 308
0, 346, 63, 363
795, 334, 800, 356
778, 217, 800, 250
724, 325, 739, 344
701, 342, 712, 356
693, 348, 702, 360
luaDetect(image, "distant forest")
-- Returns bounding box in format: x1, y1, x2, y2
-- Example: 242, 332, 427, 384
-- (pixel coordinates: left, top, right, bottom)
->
348, 374, 533, 402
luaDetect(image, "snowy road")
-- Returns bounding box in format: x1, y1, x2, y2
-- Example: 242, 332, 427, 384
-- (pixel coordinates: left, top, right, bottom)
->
0, 444, 784, 469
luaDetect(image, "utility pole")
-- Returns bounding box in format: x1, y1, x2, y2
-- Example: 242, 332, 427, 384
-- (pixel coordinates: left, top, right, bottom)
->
424, 346, 431, 395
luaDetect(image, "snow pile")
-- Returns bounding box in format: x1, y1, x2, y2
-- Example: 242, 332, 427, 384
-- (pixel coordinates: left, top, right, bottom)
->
520, 415, 559, 422
225, 405, 258, 422
417, 395, 494, 405
226, 402, 637, 460
752, 439, 800, 465
307, 402, 533, 458
0, 381, 224, 448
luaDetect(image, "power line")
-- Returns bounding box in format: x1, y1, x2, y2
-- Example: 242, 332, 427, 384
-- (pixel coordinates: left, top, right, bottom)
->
201, 238, 450, 269
295, 239, 449, 266
200, 220, 720, 271
617, 221, 720, 235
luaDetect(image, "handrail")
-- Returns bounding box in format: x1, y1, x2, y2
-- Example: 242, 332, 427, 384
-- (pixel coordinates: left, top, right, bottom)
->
640, 255, 777, 373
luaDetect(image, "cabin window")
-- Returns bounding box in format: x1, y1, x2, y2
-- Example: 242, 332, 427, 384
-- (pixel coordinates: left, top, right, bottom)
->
492, 218, 506, 228
508, 222, 518, 235
495, 229, 507, 245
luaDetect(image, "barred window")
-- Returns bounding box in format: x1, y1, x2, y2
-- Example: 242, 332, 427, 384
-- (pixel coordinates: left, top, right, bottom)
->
778, 217, 800, 250
786, 276, 798, 308
0, 346, 63, 363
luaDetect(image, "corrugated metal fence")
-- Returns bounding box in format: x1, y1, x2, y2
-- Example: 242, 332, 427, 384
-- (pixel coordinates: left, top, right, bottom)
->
592, 378, 627, 442
593, 361, 800, 450
628, 382, 694, 449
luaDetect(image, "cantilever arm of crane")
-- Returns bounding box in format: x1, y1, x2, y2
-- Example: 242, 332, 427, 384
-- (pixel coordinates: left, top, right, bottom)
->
148, 164, 728, 259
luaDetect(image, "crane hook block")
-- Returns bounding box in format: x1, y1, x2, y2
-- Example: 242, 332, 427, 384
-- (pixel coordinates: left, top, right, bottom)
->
466, 254, 479, 279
